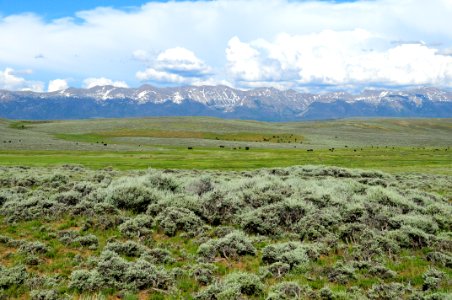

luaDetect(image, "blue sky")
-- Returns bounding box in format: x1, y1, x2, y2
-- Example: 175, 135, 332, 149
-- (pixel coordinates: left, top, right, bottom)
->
1, 0, 451, 92
0, 0, 164, 19
0, 0, 357, 17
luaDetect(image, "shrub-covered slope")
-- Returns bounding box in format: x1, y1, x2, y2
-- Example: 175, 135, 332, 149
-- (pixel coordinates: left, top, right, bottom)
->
0, 165, 450, 299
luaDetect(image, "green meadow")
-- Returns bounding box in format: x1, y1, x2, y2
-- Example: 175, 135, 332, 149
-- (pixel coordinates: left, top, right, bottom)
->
1, 117, 451, 174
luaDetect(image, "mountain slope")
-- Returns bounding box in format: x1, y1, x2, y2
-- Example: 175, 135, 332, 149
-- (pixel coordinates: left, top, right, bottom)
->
0, 85, 451, 120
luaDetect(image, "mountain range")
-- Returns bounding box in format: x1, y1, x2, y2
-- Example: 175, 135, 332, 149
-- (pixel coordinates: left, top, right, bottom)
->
0, 85, 451, 121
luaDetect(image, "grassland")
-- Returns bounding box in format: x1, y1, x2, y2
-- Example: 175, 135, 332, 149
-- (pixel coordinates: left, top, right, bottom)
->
1, 117, 451, 174
0, 117, 451, 299
0, 147, 450, 174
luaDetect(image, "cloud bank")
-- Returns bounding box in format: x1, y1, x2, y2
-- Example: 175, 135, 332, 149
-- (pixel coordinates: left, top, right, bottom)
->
0, 0, 451, 91
0, 68, 44, 92
83, 77, 129, 89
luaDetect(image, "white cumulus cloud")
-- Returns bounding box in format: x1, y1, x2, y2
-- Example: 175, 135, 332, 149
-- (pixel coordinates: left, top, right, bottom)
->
47, 79, 68, 92
83, 77, 129, 89
0, 0, 452, 90
136, 68, 187, 84
156, 47, 211, 76
225, 30, 452, 88
0, 68, 44, 92
136, 47, 213, 84
132, 49, 151, 62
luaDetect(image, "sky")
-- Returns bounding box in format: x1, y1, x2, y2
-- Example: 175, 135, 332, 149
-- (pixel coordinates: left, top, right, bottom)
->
1, 0, 452, 92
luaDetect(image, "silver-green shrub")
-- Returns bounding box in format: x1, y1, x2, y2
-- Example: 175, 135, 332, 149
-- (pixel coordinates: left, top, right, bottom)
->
118, 214, 153, 238
190, 263, 217, 285
242, 199, 311, 236
104, 177, 162, 212
30, 289, 60, 300
326, 262, 356, 284
0, 265, 28, 289
197, 191, 240, 225
262, 242, 309, 270
196, 272, 264, 300
104, 241, 147, 257
266, 281, 309, 299
422, 268, 445, 291
198, 230, 256, 261
155, 206, 203, 236
367, 282, 406, 299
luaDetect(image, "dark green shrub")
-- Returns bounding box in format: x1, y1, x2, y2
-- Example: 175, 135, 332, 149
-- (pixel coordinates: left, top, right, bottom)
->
155, 206, 203, 237
198, 230, 256, 261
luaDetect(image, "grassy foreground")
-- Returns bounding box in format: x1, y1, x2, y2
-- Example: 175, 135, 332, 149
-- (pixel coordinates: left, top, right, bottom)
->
0, 165, 450, 299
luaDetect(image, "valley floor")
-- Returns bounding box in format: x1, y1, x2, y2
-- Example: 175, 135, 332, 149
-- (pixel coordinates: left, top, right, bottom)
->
0, 117, 450, 299
0, 117, 451, 174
